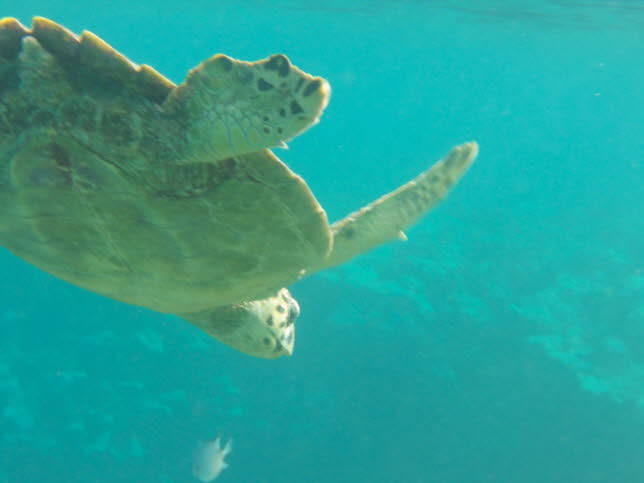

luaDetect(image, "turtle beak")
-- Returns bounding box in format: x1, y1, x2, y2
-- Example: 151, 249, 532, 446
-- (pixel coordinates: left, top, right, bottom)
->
276, 320, 296, 356
274, 297, 298, 356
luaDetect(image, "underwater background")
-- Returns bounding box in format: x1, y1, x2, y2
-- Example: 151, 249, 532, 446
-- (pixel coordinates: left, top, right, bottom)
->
1, 1, 643, 482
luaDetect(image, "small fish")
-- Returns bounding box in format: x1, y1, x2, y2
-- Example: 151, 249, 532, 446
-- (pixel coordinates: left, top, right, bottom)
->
192, 436, 232, 482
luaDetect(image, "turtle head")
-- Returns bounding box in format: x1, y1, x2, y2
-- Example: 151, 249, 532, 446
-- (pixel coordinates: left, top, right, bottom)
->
181, 288, 300, 359
165, 53, 330, 162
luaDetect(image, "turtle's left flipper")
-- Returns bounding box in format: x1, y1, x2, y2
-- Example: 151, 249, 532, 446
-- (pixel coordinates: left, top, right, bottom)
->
313, 141, 478, 272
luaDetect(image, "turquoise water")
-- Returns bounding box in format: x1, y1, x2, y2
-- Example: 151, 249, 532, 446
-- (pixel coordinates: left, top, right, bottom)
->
1, 1, 643, 481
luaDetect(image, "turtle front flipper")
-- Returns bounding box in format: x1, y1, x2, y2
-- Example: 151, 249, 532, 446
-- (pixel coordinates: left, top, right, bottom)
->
164, 53, 330, 163
312, 142, 478, 272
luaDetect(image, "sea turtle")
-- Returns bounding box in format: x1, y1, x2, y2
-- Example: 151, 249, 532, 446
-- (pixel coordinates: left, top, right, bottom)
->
0, 17, 478, 358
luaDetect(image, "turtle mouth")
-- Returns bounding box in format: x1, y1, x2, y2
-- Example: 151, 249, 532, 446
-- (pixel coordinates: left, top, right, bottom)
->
276, 321, 295, 356
271, 296, 298, 356
287, 298, 300, 324
306, 78, 331, 127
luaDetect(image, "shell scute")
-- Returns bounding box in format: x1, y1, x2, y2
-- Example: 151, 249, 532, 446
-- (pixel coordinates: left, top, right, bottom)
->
0, 18, 27, 60
136, 64, 175, 103
30, 16, 79, 62
78, 30, 138, 84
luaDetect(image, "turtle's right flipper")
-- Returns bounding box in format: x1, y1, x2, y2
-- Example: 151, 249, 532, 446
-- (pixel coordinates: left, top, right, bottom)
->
314, 142, 478, 272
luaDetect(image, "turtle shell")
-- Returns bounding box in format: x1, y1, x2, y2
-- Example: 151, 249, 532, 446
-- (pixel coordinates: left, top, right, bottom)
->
0, 17, 331, 313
